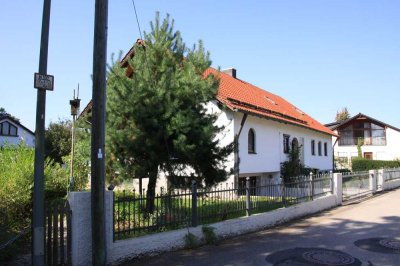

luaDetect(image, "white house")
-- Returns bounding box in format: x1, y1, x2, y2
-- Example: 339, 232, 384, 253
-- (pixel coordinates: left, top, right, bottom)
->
0, 115, 35, 147
325, 113, 400, 169
129, 67, 336, 191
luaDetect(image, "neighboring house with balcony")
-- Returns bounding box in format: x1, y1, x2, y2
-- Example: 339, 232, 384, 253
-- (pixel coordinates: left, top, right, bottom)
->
325, 113, 400, 169
0, 115, 35, 147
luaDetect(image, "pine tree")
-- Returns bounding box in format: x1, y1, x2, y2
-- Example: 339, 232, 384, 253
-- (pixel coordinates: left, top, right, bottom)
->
106, 13, 233, 213
335, 107, 350, 122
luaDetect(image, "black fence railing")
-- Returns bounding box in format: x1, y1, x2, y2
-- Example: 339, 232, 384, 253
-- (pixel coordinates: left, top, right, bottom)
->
113, 173, 333, 241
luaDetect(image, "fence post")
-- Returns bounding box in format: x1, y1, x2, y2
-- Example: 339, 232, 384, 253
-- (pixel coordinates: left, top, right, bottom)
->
333, 173, 342, 205
191, 180, 197, 227
378, 169, 385, 191
310, 171, 314, 200
246, 177, 251, 216
369, 169, 377, 193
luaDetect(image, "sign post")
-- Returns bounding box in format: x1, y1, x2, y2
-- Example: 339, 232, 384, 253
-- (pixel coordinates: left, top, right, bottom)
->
32, 0, 52, 265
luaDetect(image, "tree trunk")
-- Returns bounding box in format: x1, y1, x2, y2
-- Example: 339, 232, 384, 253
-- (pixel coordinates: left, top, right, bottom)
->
145, 170, 157, 214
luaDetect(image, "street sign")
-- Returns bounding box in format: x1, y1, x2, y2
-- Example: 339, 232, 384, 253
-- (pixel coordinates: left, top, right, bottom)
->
34, 73, 54, 91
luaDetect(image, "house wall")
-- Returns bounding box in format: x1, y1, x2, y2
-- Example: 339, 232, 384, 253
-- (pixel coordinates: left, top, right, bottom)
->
333, 127, 400, 163
132, 104, 333, 192
236, 113, 333, 177
0, 119, 35, 147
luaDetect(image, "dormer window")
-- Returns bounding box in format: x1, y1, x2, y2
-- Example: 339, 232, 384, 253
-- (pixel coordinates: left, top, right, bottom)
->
248, 128, 256, 154
0, 121, 18, 136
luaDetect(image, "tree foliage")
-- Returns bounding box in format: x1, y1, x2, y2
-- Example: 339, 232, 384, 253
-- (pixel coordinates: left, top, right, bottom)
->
45, 119, 72, 164
0, 107, 20, 122
106, 13, 233, 212
335, 107, 350, 122
280, 145, 304, 182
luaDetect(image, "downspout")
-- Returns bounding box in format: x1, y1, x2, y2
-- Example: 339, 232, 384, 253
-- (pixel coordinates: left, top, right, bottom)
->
332, 137, 339, 171
234, 113, 248, 186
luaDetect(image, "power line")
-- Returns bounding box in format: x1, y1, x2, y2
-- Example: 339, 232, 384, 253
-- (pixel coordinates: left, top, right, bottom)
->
131, 0, 143, 40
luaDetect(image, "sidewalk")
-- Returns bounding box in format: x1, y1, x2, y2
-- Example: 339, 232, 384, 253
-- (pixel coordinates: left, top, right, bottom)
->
122, 189, 400, 266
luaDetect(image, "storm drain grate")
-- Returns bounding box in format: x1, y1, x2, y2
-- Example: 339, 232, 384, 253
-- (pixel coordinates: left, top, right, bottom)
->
354, 238, 400, 254
379, 239, 400, 250
266, 247, 361, 266
302, 249, 355, 265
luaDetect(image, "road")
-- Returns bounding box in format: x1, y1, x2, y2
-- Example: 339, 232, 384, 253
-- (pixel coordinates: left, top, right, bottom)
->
122, 188, 400, 266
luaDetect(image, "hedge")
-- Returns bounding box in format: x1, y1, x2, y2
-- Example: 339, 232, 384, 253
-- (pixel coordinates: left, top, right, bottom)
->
351, 157, 400, 171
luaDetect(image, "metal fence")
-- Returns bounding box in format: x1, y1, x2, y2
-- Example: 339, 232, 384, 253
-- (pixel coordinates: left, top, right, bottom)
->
385, 168, 400, 182
342, 171, 371, 201
113, 173, 333, 240
45, 200, 72, 266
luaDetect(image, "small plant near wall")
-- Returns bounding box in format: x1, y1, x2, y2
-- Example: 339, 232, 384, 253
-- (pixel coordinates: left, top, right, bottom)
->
202, 226, 217, 245
184, 231, 199, 249
357, 138, 364, 158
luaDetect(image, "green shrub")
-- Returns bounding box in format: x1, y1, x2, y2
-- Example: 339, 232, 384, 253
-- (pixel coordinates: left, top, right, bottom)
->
351, 157, 400, 171
333, 168, 351, 174
0, 143, 68, 248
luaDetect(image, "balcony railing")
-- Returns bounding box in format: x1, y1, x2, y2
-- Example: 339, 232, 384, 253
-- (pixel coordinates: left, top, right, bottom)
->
338, 137, 386, 146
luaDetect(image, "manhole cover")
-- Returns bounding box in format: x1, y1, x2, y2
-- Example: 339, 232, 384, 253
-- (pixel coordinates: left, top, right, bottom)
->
302, 250, 355, 265
274, 259, 310, 266
379, 239, 400, 250
354, 238, 400, 254
266, 247, 361, 266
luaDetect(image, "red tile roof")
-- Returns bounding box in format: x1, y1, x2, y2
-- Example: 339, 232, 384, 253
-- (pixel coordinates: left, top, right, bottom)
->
205, 68, 335, 136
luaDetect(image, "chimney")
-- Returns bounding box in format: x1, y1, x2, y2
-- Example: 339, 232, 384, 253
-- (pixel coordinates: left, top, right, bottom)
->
222, 68, 237, 78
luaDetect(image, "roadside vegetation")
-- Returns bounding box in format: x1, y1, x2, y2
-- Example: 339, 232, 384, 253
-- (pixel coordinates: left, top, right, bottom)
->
0, 143, 69, 262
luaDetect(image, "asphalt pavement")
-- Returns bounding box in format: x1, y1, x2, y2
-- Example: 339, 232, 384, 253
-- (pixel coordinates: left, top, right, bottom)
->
123, 189, 400, 266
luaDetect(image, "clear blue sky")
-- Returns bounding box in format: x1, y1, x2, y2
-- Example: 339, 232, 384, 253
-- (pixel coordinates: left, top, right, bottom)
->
1, 0, 399, 131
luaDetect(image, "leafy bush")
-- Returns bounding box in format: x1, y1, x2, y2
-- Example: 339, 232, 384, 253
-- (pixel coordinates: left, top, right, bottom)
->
0, 143, 68, 239
333, 168, 351, 174
351, 157, 400, 171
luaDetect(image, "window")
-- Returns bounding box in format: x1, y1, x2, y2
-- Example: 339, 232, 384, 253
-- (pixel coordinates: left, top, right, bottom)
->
338, 121, 386, 146
283, 134, 290, 153
318, 141, 322, 156
311, 140, 315, 155
0, 121, 17, 136
248, 129, 256, 154
364, 152, 373, 160
324, 142, 328, 156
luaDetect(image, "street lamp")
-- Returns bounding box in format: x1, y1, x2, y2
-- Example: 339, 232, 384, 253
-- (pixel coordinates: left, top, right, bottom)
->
69, 85, 80, 191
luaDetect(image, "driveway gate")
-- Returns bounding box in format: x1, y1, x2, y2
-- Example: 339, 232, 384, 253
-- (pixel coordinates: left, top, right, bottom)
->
342, 171, 371, 201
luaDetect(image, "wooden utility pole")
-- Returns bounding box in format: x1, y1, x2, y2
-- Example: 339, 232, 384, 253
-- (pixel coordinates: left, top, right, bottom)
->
32, 0, 52, 264
91, 0, 108, 264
